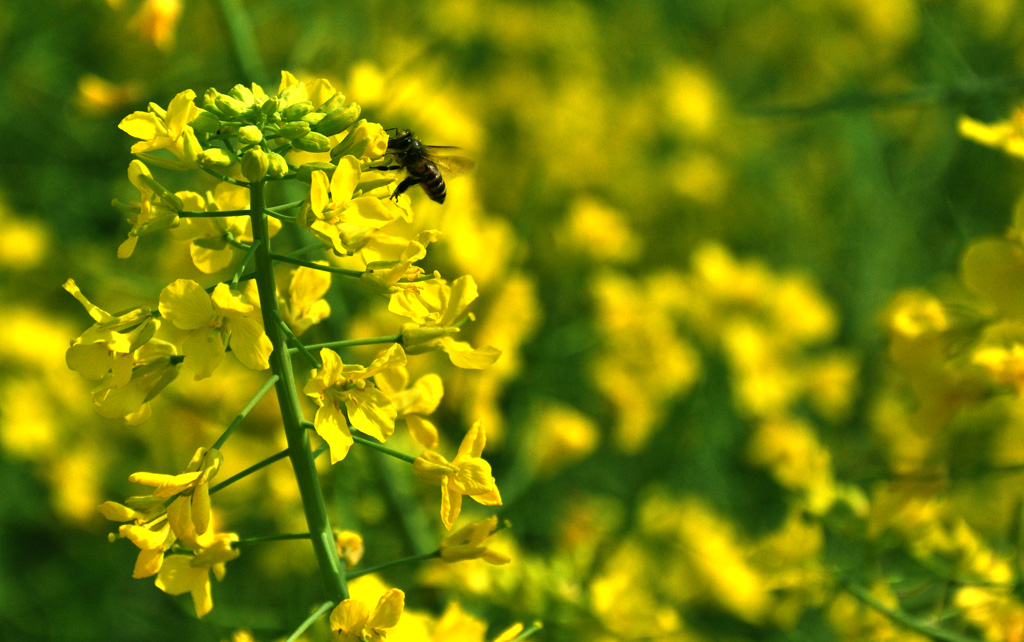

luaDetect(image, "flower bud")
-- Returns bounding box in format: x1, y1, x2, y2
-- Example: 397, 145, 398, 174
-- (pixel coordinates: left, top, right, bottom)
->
202, 88, 224, 116
229, 84, 254, 104
301, 112, 326, 127
215, 94, 248, 117
261, 97, 281, 116
266, 152, 290, 179
237, 125, 263, 145
295, 162, 337, 184
190, 109, 221, 134
291, 132, 332, 153
241, 148, 269, 182
282, 101, 314, 120
198, 148, 236, 169
316, 103, 361, 137
275, 121, 311, 140
318, 93, 346, 114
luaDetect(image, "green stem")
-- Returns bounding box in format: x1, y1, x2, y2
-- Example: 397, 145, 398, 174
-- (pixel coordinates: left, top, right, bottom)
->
211, 373, 279, 450
300, 421, 417, 464
209, 447, 289, 495
353, 435, 417, 464
249, 179, 348, 602
231, 238, 261, 288
347, 550, 440, 580
270, 253, 365, 277
266, 210, 297, 223
286, 600, 334, 642
275, 310, 322, 368
233, 532, 312, 547
300, 335, 403, 353
286, 243, 327, 258
267, 200, 305, 213
840, 579, 980, 642
224, 234, 249, 251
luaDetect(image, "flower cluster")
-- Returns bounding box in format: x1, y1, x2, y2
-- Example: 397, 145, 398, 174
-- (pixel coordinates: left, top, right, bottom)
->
68, 71, 510, 633
98, 447, 237, 617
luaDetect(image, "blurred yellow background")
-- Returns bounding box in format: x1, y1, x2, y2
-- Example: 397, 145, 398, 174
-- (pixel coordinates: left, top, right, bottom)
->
7, 0, 1024, 640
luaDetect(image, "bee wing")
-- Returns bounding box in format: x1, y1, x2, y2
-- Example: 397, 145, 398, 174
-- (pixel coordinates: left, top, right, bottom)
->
431, 155, 476, 179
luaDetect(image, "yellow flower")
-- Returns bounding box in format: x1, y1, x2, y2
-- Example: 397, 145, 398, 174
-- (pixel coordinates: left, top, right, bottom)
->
332, 120, 391, 162
329, 588, 405, 642
279, 264, 332, 336
111, 160, 184, 258
959, 109, 1024, 160
438, 515, 510, 565
155, 533, 240, 618
128, 0, 183, 51
298, 156, 399, 256
391, 276, 501, 370
118, 89, 202, 171
359, 229, 442, 298
413, 419, 502, 529
158, 280, 272, 380
63, 278, 157, 382
525, 402, 599, 478
99, 497, 174, 579
91, 338, 180, 424
170, 183, 281, 274
374, 365, 443, 449
972, 321, 1024, 394
277, 71, 338, 110
129, 447, 223, 548
334, 530, 365, 569
303, 344, 406, 463
75, 74, 141, 115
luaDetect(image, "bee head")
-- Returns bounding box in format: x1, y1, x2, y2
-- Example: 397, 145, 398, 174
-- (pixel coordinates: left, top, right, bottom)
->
387, 129, 416, 153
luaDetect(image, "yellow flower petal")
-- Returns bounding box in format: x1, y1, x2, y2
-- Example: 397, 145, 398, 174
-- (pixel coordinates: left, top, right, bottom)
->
367, 589, 405, 629
315, 404, 354, 464
345, 387, 396, 442
228, 316, 272, 371
405, 415, 439, 449
159, 279, 214, 330
457, 419, 487, 459
182, 328, 225, 380
331, 156, 361, 203
440, 337, 501, 369
330, 599, 370, 636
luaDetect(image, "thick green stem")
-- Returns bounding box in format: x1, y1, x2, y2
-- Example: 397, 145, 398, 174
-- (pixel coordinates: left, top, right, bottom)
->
249, 179, 348, 603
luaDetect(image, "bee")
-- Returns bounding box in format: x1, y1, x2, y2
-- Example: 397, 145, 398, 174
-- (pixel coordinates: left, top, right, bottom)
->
379, 129, 475, 204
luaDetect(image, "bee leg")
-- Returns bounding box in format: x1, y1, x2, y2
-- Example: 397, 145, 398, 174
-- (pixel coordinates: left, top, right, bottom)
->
391, 176, 422, 200
374, 165, 405, 171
